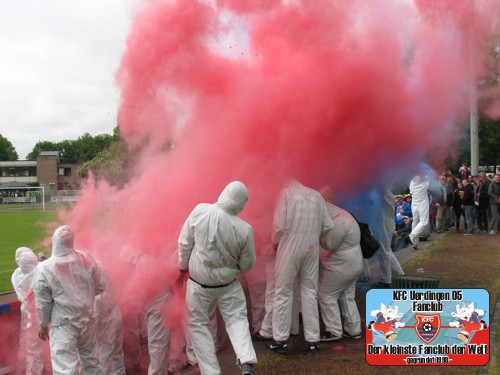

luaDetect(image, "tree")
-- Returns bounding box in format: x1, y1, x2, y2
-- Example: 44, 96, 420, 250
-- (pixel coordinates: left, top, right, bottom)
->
0, 134, 19, 161
478, 117, 500, 172
457, 117, 500, 172
26, 141, 59, 161
78, 139, 134, 188
26, 132, 115, 163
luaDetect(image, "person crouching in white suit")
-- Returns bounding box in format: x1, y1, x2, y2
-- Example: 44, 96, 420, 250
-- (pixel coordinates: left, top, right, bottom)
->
317, 187, 364, 342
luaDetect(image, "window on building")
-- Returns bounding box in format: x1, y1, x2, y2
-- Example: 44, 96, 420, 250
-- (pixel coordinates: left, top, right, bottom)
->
58, 167, 71, 176
0, 166, 37, 177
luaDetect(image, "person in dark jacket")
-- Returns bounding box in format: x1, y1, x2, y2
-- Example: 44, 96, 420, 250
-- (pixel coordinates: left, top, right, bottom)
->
488, 174, 500, 234
434, 176, 453, 233
391, 217, 412, 251
474, 178, 489, 232
462, 179, 475, 235
453, 182, 466, 233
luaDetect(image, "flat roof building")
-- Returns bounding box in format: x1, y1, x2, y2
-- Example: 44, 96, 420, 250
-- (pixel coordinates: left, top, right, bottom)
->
0, 152, 81, 190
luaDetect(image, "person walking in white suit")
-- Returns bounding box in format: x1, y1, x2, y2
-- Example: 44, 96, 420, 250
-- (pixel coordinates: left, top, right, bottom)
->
409, 175, 430, 249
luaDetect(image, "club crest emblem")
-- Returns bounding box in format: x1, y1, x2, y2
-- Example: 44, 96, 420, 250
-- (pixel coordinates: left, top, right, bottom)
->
415, 314, 441, 343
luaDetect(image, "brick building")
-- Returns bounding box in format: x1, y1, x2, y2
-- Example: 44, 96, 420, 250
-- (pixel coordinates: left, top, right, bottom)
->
0, 151, 81, 190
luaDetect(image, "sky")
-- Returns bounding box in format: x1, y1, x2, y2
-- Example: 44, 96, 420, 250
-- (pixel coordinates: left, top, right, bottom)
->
0, 1, 133, 160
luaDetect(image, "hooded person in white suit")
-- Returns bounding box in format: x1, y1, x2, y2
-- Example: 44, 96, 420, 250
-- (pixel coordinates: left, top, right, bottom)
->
177, 181, 257, 375
12, 248, 50, 374
34, 225, 105, 375
409, 175, 430, 249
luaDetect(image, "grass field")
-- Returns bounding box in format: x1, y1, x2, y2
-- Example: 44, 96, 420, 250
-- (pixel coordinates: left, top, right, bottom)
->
0, 209, 60, 292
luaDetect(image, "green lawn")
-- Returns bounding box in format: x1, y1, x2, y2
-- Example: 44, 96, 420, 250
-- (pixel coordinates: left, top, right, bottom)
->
0, 209, 59, 292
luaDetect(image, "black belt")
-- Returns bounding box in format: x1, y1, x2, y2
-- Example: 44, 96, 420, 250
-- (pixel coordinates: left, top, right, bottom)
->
189, 277, 235, 289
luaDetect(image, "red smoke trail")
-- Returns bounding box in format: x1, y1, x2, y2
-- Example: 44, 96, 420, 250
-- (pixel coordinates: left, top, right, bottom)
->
56, 0, 500, 370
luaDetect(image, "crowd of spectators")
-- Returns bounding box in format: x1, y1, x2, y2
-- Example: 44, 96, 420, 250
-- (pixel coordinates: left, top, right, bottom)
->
391, 164, 500, 253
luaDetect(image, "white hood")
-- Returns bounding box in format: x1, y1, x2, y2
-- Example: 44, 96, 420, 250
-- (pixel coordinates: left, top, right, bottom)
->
52, 225, 76, 257
17, 251, 38, 274
215, 181, 249, 215
15, 247, 32, 264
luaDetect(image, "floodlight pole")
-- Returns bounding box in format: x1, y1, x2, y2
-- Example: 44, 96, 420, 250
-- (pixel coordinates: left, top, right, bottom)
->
469, 1, 479, 175
470, 84, 479, 175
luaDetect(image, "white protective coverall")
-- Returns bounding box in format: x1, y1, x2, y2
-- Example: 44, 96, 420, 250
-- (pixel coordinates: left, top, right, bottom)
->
319, 201, 364, 338
409, 176, 430, 247
258, 244, 300, 339
178, 181, 257, 375
120, 247, 171, 375
33, 225, 105, 375
271, 179, 333, 343
243, 253, 267, 335
11, 249, 49, 375
371, 189, 405, 284
94, 262, 125, 374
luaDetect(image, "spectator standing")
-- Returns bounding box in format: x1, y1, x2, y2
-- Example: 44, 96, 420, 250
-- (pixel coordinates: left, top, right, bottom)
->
479, 171, 491, 191
474, 178, 489, 233
434, 176, 453, 233
479, 172, 492, 225
453, 181, 467, 233
462, 179, 475, 235
458, 163, 471, 181
401, 195, 413, 219
394, 195, 406, 230
488, 174, 500, 234
447, 176, 457, 228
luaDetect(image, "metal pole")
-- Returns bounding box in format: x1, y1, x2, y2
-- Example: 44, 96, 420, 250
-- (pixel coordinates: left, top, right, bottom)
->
469, 3, 479, 175
470, 85, 479, 175
42, 186, 45, 211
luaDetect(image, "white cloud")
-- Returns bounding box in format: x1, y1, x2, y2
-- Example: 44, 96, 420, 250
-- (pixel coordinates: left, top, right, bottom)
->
0, 0, 133, 159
